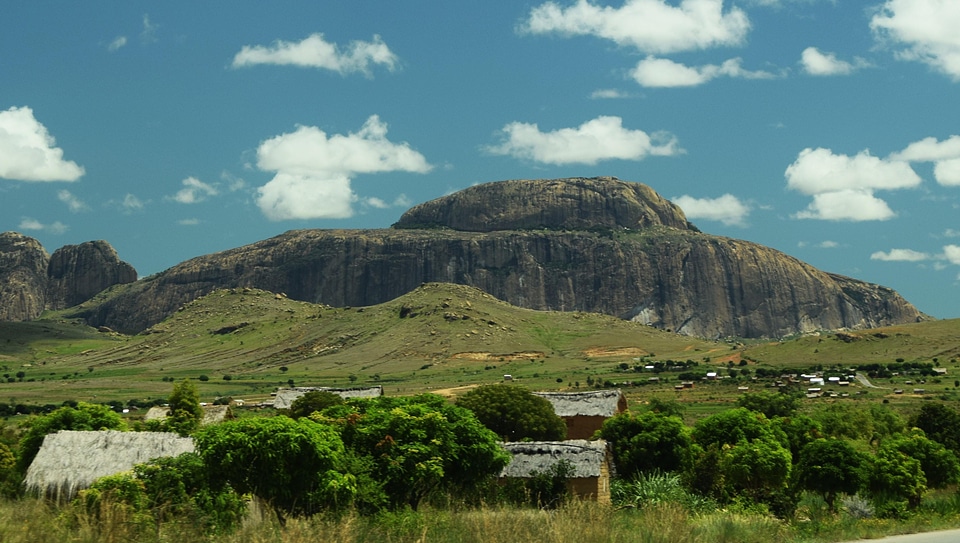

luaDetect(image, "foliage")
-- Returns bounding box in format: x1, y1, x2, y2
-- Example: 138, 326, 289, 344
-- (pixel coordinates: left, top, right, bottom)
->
911, 403, 960, 454
501, 459, 573, 509
193, 416, 355, 520
809, 403, 903, 445
644, 397, 686, 418
884, 430, 960, 489
598, 411, 691, 479
285, 391, 343, 420
167, 379, 203, 435
456, 384, 566, 441
17, 402, 125, 473
72, 473, 153, 531
722, 436, 793, 508
612, 470, 716, 513
865, 446, 927, 514
795, 438, 866, 512
772, 414, 822, 459
321, 394, 511, 511
691, 408, 786, 450
736, 391, 800, 419
133, 452, 246, 533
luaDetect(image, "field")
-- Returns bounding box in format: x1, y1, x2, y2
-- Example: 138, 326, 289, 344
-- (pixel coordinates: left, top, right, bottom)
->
1, 282, 959, 419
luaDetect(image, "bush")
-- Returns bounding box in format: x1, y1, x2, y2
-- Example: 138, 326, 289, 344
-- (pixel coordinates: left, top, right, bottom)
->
457, 385, 566, 441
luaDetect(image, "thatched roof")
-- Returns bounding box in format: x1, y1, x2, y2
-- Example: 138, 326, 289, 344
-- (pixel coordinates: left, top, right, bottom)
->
533, 390, 626, 417
24, 430, 195, 501
272, 386, 384, 409
499, 440, 609, 479
142, 405, 233, 425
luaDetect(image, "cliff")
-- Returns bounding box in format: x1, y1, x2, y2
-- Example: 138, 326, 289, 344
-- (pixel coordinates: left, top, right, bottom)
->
0, 234, 137, 321
64, 177, 924, 338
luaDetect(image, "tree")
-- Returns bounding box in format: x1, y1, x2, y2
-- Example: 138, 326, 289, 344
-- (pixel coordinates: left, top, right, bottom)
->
322, 394, 510, 510
598, 411, 691, 479
772, 414, 822, 460
193, 416, 355, 521
736, 391, 800, 419
722, 436, 792, 503
911, 403, 960, 453
17, 402, 125, 473
644, 397, 686, 418
457, 384, 566, 441
168, 379, 203, 435
795, 439, 866, 512
285, 391, 344, 420
884, 430, 960, 489
691, 408, 786, 450
866, 447, 926, 513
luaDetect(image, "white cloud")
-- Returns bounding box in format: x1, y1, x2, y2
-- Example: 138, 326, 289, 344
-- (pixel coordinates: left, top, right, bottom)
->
0, 106, 85, 182
255, 115, 431, 221
793, 189, 896, 222
590, 88, 633, 99
58, 190, 88, 212
171, 176, 218, 204
177, 218, 200, 226
801, 47, 866, 76
486, 115, 682, 165
522, 0, 751, 54
140, 14, 158, 44
108, 36, 127, 52
871, 0, 960, 80
672, 194, 749, 226
944, 228, 960, 238
870, 248, 930, 261
630, 56, 776, 87
18, 218, 68, 234
363, 194, 412, 209
785, 147, 921, 195
122, 193, 144, 212
943, 245, 960, 265
232, 33, 399, 75
890, 135, 960, 186
817, 240, 839, 249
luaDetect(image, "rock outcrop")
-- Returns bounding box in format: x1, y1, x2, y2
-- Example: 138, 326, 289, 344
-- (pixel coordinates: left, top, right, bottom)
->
0, 234, 137, 321
64, 177, 924, 338
0, 232, 49, 321
46, 241, 138, 310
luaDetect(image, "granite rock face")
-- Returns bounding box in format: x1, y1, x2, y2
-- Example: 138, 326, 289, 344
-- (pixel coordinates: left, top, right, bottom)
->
65, 177, 925, 338
0, 233, 137, 321
0, 232, 50, 321
46, 240, 138, 310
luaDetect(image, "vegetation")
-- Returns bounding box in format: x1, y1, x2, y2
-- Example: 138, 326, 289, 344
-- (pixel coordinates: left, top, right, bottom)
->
456, 384, 566, 441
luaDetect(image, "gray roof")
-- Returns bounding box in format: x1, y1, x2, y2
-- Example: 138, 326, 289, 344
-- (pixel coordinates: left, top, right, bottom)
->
272, 386, 383, 409
499, 439, 609, 478
24, 430, 195, 501
143, 404, 232, 425
533, 390, 625, 417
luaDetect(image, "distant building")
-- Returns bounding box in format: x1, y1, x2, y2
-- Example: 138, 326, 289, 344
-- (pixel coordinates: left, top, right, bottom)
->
499, 440, 614, 503
533, 390, 627, 439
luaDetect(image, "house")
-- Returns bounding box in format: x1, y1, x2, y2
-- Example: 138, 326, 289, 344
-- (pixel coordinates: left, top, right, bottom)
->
499, 439, 614, 503
24, 430, 195, 501
533, 390, 627, 439
271, 386, 384, 410
143, 404, 234, 426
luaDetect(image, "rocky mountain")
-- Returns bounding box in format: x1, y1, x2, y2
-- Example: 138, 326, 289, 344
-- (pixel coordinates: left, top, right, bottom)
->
0, 234, 137, 321
63, 177, 924, 339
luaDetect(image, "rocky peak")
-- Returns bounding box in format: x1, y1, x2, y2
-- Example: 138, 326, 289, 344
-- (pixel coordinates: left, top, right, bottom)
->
394, 176, 694, 232
46, 240, 137, 310
0, 232, 50, 321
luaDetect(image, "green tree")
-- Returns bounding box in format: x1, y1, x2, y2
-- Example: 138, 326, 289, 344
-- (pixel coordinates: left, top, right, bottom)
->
17, 402, 125, 473
322, 394, 510, 510
722, 436, 792, 504
810, 403, 875, 441
457, 384, 566, 441
285, 391, 343, 420
691, 407, 786, 450
168, 379, 203, 435
644, 397, 686, 418
866, 447, 926, 513
193, 416, 355, 521
884, 430, 960, 489
911, 403, 960, 453
598, 411, 691, 479
795, 438, 866, 512
772, 414, 822, 460
736, 391, 800, 419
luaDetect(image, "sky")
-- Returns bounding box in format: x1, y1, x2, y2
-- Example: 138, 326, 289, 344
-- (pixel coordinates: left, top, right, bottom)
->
2, 1, 960, 319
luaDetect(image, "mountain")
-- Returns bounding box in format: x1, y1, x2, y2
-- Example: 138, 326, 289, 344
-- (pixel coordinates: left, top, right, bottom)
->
0, 233, 137, 321
61, 177, 923, 339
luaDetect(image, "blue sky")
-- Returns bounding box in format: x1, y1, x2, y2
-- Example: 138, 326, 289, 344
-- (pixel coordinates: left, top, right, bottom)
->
2, 1, 960, 319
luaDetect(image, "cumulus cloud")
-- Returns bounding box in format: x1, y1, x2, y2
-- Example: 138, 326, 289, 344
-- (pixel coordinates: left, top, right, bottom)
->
486, 115, 682, 165
890, 135, 960, 186
522, 0, 750, 54
630, 56, 776, 87
58, 190, 88, 212
232, 33, 399, 75
801, 47, 867, 76
255, 115, 431, 221
18, 218, 68, 234
363, 194, 411, 209
590, 88, 634, 99
171, 176, 218, 204
672, 194, 749, 226
0, 106, 85, 182
871, 0, 960, 80
793, 189, 896, 221
785, 148, 921, 195
870, 248, 931, 261
944, 245, 960, 265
